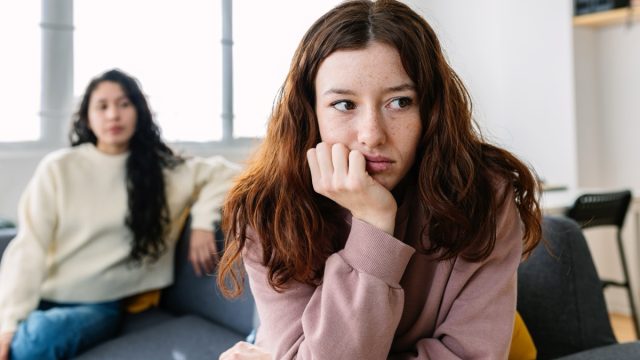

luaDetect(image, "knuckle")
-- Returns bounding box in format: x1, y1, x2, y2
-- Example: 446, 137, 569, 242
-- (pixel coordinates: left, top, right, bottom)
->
332, 179, 346, 192
346, 178, 363, 192
320, 178, 332, 190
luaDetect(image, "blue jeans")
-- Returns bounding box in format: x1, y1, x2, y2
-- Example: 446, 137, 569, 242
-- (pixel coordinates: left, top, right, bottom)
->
10, 300, 122, 360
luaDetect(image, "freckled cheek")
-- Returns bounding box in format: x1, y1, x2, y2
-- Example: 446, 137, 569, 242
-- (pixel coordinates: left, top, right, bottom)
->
389, 120, 422, 162
317, 119, 356, 145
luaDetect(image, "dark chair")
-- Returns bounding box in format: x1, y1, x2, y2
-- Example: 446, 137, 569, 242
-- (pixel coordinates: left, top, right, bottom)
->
564, 190, 638, 337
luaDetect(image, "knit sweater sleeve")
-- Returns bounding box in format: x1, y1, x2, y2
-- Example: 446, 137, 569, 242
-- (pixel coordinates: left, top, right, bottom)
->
244, 218, 415, 360
183, 156, 240, 231
0, 157, 59, 333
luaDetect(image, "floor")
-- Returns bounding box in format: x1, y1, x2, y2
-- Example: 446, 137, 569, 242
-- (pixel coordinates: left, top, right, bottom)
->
610, 313, 637, 343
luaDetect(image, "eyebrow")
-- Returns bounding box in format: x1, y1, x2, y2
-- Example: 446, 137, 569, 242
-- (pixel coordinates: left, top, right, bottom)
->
385, 83, 415, 93
322, 83, 415, 96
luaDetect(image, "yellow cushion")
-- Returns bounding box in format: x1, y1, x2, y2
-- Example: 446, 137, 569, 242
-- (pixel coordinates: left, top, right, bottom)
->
124, 290, 161, 314
508, 311, 537, 360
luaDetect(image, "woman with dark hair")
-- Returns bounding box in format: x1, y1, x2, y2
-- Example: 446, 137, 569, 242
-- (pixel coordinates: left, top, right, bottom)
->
218, 0, 542, 359
0, 69, 238, 360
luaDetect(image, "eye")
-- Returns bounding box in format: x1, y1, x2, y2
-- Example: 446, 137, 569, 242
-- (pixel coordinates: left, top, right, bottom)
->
388, 97, 413, 110
331, 100, 356, 112
120, 100, 131, 108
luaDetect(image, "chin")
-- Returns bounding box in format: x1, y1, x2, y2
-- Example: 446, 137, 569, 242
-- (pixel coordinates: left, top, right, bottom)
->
372, 176, 393, 190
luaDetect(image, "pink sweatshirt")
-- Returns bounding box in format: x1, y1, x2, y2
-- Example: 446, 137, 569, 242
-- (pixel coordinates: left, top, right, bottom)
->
243, 188, 523, 359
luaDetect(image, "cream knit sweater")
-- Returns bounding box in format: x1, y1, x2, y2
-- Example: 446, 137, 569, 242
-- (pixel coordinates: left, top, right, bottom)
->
0, 143, 239, 333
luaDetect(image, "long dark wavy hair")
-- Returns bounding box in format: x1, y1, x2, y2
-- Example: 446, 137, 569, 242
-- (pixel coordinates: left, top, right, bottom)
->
70, 69, 183, 263
218, 0, 542, 297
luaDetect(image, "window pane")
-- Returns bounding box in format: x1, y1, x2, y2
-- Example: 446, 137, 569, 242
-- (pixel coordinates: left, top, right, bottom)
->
75, 0, 221, 142
234, 1, 340, 138
0, 1, 41, 142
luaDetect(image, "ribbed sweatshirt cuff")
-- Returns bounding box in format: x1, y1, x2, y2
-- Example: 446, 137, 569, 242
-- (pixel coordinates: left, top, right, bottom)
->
340, 218, 415, 286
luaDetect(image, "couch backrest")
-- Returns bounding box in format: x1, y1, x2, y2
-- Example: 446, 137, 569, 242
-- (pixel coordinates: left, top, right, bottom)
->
0, 228, 17, 262
160, 221, 256, 336
517, 216, 616, 359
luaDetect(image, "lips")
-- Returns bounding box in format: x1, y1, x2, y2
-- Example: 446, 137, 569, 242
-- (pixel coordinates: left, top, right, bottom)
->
107, 126, 124, 134
364, 154, 393, 173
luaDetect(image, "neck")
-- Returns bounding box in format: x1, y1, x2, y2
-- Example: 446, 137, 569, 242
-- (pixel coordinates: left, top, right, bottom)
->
96, 143, 129, 155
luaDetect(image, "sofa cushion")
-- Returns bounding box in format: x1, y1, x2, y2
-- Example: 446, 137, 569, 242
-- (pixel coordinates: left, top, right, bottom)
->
119, 307, 175, 335
555, 342, 640, 360
75, 315, 245, 359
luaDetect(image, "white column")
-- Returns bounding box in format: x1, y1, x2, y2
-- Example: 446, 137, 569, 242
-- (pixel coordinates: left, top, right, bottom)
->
40, 0, 73, 148
221, 0, 233, 142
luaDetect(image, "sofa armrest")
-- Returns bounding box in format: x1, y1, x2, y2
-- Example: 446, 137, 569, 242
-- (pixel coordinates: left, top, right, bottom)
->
0, 228, 17, 262
518, 216, 616, 359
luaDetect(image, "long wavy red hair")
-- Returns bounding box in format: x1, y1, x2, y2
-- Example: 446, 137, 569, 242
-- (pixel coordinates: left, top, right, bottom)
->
217, 0, 542, 297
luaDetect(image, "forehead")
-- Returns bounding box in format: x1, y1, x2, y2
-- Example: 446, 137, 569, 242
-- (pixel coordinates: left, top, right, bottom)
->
90, 81, 126, 101
315, 42, 412, 91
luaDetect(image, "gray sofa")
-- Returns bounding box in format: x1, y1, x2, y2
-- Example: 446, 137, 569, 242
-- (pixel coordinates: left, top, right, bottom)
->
0, 228, 14, 262
518, 216, 640, 359
3, 216, 640, 359
0, 225, 256, 359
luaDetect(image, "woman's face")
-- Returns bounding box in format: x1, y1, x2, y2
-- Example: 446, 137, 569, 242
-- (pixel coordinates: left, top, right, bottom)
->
314, 41, 422, 190
87, 81, 137, 154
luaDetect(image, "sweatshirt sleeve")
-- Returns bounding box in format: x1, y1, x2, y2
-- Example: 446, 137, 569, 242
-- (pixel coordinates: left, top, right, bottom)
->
393, 191, 524, 360
244, 219, 415, 360
186, 156, 240, 231
0, 158, 59, 333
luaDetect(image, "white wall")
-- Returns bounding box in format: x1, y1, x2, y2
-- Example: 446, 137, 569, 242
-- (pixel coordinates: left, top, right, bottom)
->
597, 24, 640, 191
409, 0, 577, 188
573, 27, 602, 187
574, 20, 640, 191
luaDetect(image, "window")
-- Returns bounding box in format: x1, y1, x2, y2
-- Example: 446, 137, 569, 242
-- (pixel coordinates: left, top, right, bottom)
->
233, 1, 340, 138
2, 1, 342, 145
74, 0, 221, 142
0, 2, 41, 142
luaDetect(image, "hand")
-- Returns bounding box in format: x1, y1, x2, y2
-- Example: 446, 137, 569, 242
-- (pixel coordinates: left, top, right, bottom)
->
307, 142, 397, 235
189, 229, 218, 276
0, 331, 14, 360
219, 341, 272, 360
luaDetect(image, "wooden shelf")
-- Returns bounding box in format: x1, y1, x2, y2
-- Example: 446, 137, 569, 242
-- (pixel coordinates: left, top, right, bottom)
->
574, 6, 640, 27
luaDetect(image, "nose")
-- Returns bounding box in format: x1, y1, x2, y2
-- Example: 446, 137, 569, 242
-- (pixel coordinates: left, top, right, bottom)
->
106, 105, 120, 121
357, 108, 386, 149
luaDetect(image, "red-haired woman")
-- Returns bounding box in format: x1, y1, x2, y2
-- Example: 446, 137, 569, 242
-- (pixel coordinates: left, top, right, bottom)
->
218, 0, 542, 358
